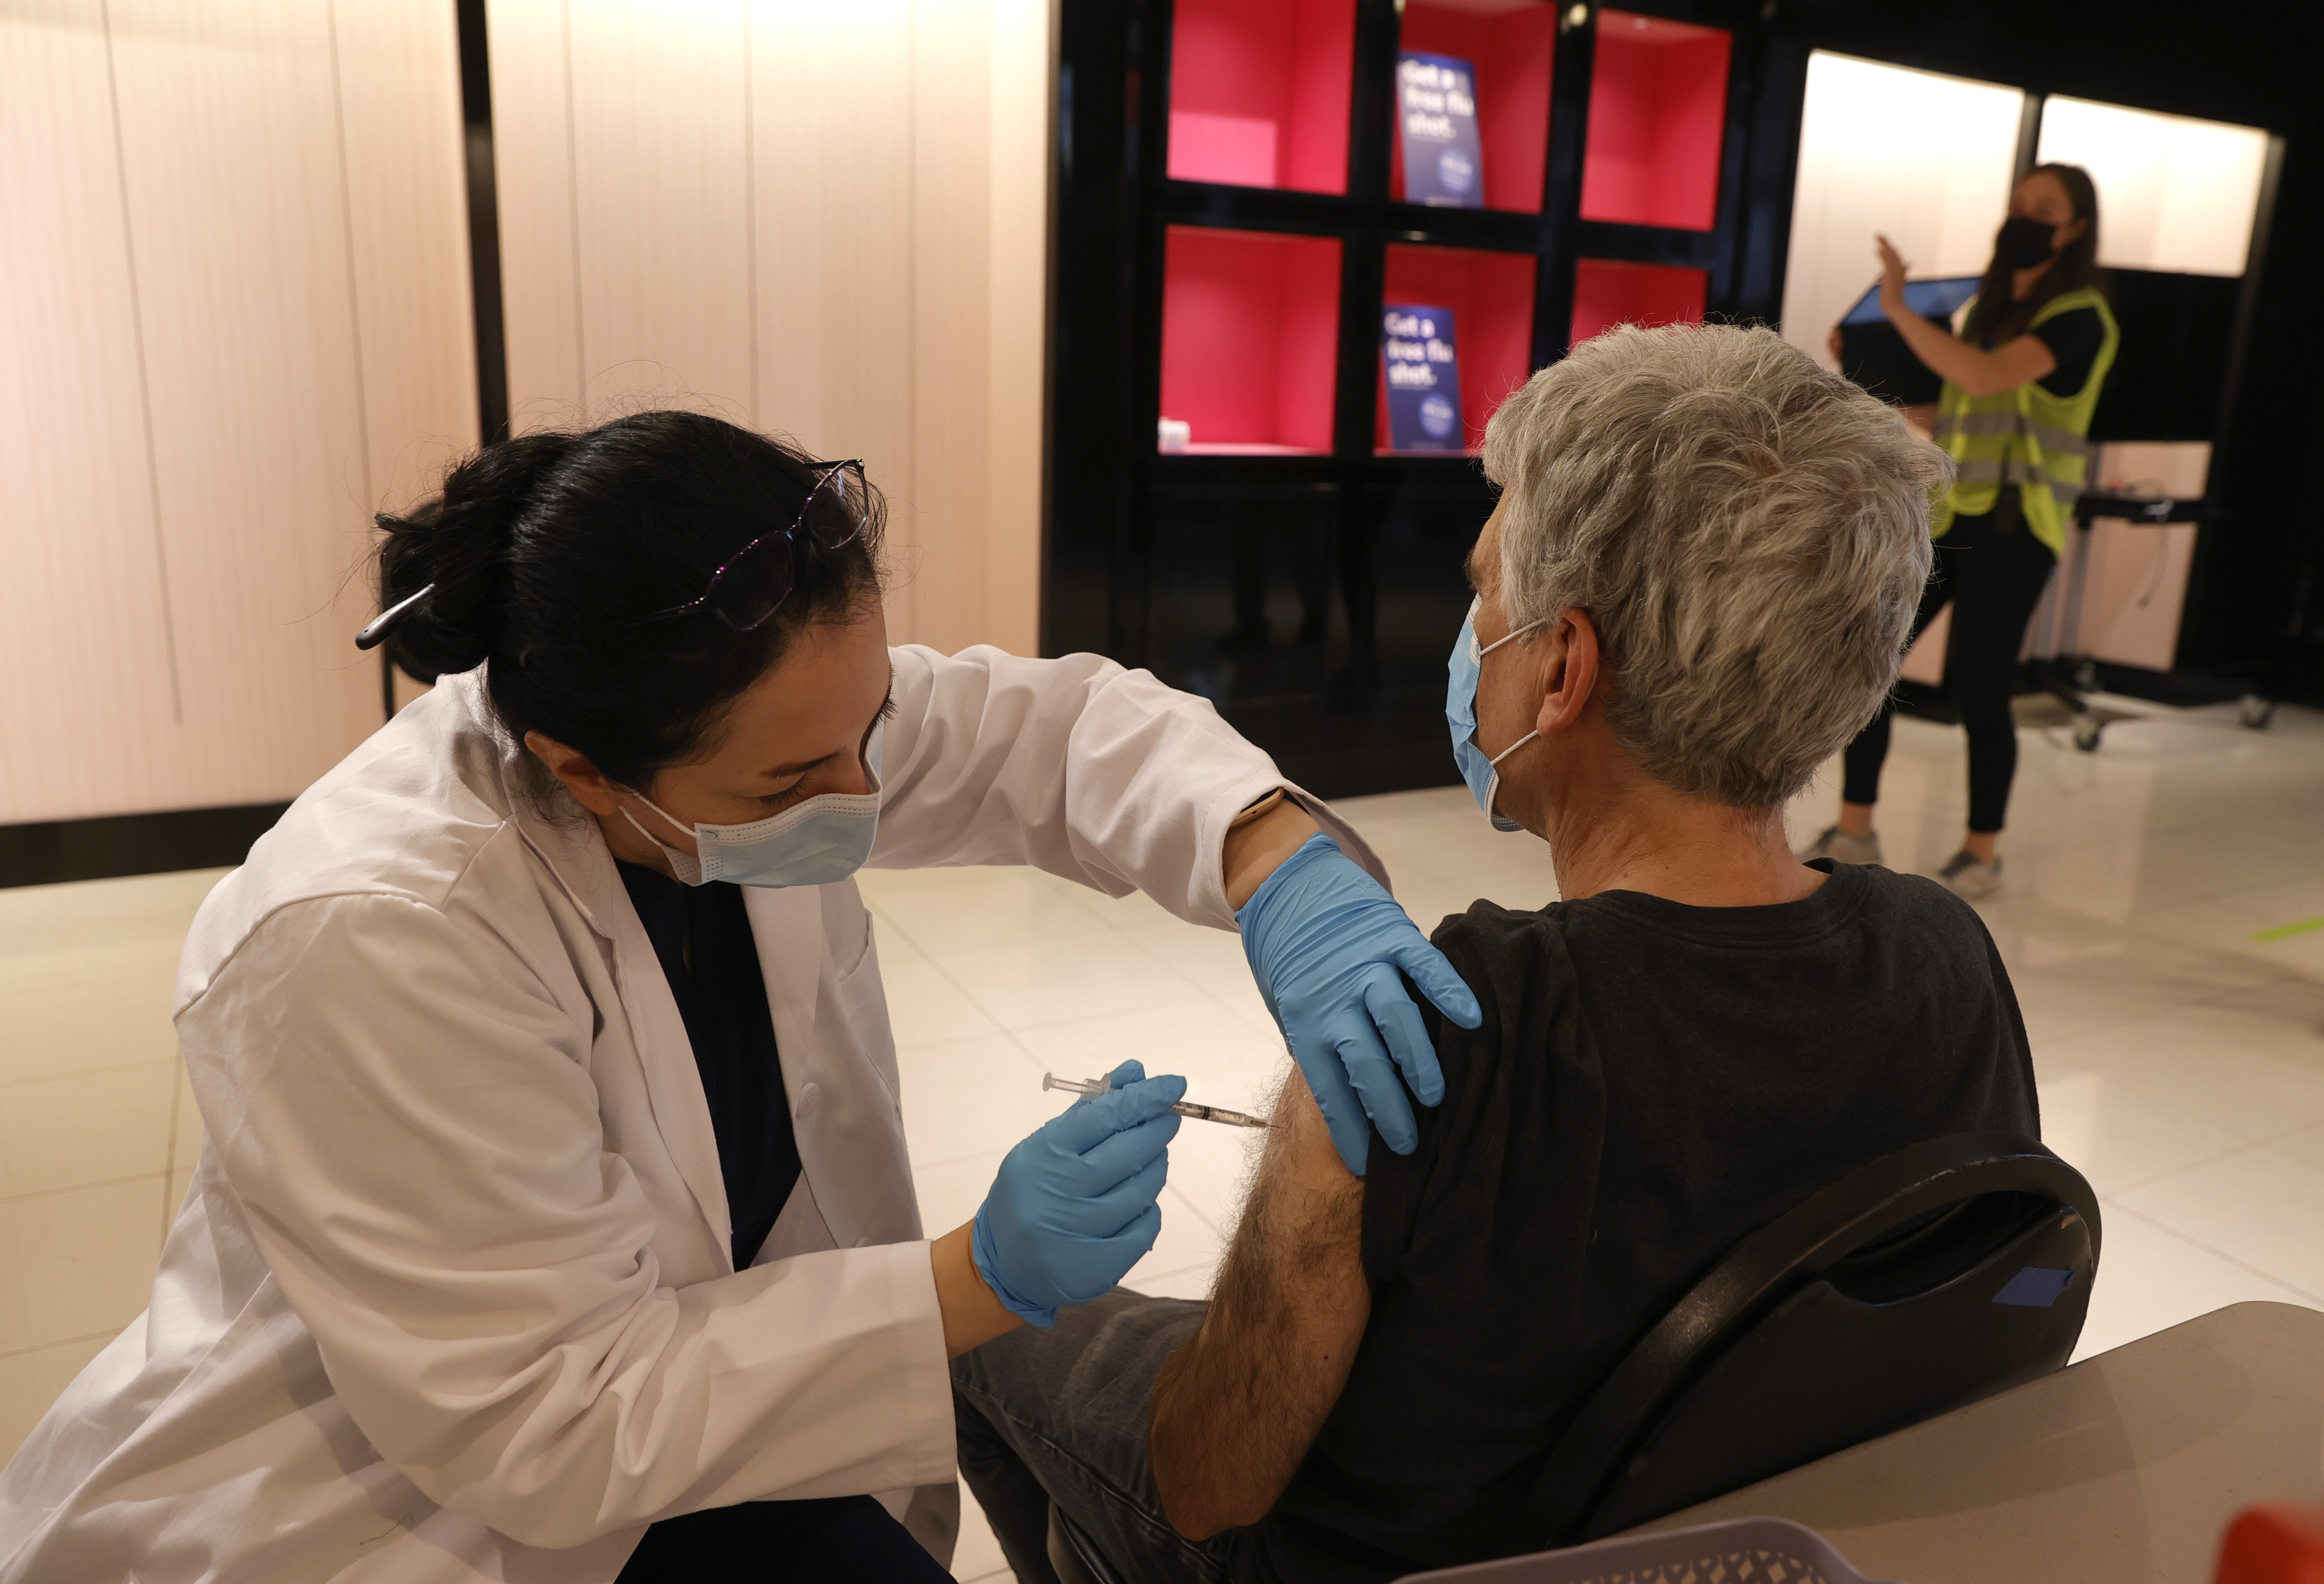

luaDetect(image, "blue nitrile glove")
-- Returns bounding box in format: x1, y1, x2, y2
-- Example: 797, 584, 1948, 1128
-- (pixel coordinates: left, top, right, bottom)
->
1236, 832, 1484, 1176
971, 1059, 1186, 1327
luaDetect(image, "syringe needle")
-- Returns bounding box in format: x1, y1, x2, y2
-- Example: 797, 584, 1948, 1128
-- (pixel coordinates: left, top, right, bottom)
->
1174, 1102, 1272, 1129
1040, 1073, 1272, 1129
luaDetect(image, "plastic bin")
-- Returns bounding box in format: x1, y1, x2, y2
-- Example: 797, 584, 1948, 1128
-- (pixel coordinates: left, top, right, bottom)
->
2213, 1502, 2324, 1584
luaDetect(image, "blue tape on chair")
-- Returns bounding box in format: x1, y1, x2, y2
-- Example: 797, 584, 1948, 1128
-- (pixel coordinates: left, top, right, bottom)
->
1991, 1266, 2076, 1307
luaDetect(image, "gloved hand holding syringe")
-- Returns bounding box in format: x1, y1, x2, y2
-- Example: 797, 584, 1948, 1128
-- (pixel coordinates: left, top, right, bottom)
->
1043, 1072, 1272, 1129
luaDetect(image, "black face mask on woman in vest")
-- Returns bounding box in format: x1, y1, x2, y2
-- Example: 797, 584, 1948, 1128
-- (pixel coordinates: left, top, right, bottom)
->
1994, 215, 2060, 271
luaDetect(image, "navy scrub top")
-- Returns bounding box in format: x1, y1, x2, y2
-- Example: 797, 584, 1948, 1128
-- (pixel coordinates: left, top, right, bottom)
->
616, 860, 802, 1269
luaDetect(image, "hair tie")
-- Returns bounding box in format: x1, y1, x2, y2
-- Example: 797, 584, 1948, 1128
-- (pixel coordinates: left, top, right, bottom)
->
356, 583, 437, 651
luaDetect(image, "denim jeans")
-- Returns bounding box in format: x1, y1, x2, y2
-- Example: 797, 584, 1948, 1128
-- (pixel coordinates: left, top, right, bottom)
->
1841, 505, 2060, 834
951, 1288, 1261, 1584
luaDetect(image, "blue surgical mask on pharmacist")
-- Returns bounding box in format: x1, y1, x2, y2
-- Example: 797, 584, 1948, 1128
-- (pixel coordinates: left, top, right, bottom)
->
621, 723, 884, 887
1446, 598, 1545, 832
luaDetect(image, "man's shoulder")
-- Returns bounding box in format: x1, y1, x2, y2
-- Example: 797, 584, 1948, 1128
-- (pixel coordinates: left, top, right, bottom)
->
1427, 865, 2000, 977
1851, 862, 1998, 942
1428, 897, 1580, 970
1417, 900, 1592, 1048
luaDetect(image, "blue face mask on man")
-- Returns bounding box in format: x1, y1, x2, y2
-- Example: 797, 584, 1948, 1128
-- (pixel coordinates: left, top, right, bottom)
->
1445, 596, 1543, 832
621, 724, 884, 888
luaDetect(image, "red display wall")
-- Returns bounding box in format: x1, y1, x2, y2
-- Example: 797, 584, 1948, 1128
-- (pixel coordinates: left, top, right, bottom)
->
1377, 243, 1538, 453
1579, 11, 1730, 231
1391, 2, 1557, 213
1160, 227, 1343, 454
1167, 0, 1356, 193
1570, 257, 1707, 346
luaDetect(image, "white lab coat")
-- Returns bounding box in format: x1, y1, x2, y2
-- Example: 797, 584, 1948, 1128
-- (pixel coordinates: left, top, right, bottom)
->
0, 645, 1380, 1584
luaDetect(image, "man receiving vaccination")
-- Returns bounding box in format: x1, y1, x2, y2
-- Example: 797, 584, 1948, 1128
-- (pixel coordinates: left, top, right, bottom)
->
950, 322, 2043, 1584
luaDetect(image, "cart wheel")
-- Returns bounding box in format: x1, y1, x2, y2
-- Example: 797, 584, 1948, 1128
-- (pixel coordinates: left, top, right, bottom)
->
2074, 659, 2099, 692
2238, 694, 2277, 731
2072, 717, 2103, 752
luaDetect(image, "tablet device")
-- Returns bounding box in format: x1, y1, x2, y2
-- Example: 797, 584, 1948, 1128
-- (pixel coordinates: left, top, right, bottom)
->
1836, 276, 1982, 406
1840, 275, 1982, 326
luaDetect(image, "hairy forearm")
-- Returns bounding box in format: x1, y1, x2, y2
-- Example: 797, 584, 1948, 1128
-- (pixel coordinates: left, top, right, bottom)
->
1148, 1073, 1370, 1538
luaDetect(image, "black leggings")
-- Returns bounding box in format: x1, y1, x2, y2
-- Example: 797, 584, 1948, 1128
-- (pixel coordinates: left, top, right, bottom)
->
1842, 510, 2058, 835
613, 1495, 951, 1583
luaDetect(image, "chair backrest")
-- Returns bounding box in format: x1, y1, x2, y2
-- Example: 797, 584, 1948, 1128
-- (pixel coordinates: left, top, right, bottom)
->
1396, 1515, 1898, 1584
1518, 1132, 2099, 1549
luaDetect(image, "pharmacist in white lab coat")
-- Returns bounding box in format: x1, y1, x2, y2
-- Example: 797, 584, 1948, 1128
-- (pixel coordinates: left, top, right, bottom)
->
0, 413, 1480, 1584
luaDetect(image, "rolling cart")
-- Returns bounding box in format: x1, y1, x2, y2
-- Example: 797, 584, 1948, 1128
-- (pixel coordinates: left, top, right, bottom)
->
2033, 492, 2266, 751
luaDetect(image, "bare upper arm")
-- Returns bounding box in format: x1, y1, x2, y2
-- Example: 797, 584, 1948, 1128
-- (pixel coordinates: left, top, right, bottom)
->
1266, 1065, 1368, 1237
1202, 1064, 1367, 1336
1147, 1066, 1371, 1537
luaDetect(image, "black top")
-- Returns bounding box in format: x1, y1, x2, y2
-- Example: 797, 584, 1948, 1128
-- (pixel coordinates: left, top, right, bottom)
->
2026, 305, 2104, 398
1255, 860, 2040, 1583
617, 861, 801, 1270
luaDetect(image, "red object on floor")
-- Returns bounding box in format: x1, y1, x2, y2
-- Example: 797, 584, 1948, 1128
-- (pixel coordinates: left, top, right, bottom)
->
1166, 0, 1356, 193
1159, 226, 1342, 454
1581, 10, 1731, 231
1391, 1, 1557, 213
1570, 257, 1707, 347
1376, 243, 1538, 453
2215, 1504, 2324, 1584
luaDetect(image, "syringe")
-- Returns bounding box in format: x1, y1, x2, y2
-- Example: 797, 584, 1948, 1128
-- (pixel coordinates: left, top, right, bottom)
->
1042, 1072, 1272, 1129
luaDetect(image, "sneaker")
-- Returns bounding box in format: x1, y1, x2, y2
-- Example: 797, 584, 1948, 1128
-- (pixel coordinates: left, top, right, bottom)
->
1796, 825, 1883, 866
1937, 851, 2003, 901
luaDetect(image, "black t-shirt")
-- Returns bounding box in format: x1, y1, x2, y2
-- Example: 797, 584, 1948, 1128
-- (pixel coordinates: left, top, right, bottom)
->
2027, 305, 2103, 398
617, 861, 801, 1270
1253, 860, 2039, 1583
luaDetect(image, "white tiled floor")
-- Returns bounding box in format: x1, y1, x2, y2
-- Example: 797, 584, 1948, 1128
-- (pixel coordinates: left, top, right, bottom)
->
0, 866, 214, 1467
2, 695, 2320, 1583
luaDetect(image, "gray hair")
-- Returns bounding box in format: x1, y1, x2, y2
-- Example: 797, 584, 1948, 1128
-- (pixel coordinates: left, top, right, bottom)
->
1482, 323, 1951, 808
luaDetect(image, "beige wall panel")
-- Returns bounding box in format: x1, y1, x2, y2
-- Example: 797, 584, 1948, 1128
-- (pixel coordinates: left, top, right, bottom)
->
107, 1, 394, 807
0, 1, 183, 822
1782, 53, 2024, 371
979, 0, 1052, 654
907, 0, 1051, 653
568, 0, 754, 417
4, 1, 479, 822
333, 0, 481, 512
748, 0, 919, 635
906, 0, 997, 652
488, 0, 588, 427
2037, 98, 2270, 278
489, 0, 1053, 654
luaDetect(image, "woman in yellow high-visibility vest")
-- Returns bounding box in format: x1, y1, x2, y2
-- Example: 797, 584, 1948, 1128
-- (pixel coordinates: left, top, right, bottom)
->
1802, 163, 2118, 899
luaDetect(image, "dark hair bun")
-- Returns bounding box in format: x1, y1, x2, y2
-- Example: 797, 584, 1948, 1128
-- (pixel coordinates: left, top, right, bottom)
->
369, 411, 886, 792
373, 432, 579, 682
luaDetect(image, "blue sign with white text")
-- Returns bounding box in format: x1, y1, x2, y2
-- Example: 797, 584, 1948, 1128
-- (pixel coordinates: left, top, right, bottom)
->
1398, 52, 1484, 208
1383, 305, 1463, 453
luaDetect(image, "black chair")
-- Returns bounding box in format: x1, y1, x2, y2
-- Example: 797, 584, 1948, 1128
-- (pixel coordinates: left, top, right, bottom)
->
1517, 1131, 2099, 1549
1040, 1132, 2096, 1580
